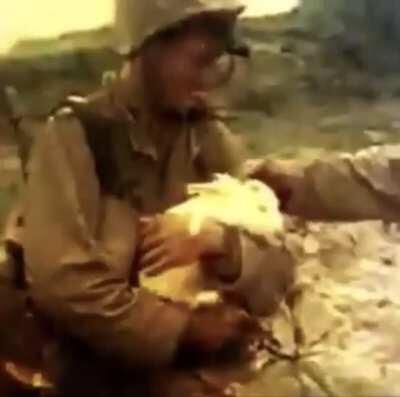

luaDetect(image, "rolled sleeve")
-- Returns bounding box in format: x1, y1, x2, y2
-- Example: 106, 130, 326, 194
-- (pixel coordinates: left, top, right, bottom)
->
288, 146, 400, 222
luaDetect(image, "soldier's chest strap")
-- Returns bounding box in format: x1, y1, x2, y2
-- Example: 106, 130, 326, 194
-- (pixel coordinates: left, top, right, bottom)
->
61, 96, 136, 198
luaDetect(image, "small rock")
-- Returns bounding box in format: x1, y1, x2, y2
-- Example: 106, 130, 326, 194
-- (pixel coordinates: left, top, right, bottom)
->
319, 114, 353, 131
391, 121, 400, 130
377, 299, 391, 309
307, 223, 323, 234
381, 257, 394, 267
303, 234, 321, 255
363, 129, 388, 145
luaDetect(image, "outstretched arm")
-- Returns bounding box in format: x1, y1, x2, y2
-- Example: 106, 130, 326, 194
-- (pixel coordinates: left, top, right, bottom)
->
248, 146, 400, 223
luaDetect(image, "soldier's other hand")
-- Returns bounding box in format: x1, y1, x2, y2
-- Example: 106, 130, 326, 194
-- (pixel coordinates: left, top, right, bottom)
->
138, 214, 225, 275
180, 304, 257, 355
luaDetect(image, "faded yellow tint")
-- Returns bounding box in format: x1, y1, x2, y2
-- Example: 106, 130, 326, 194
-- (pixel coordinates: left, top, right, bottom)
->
244, 0, 298, 16
0, 0, 114, 53
0, 0, 298, 53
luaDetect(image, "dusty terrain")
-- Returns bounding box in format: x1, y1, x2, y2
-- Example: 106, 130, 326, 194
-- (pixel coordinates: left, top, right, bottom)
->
237, 220, 400, 396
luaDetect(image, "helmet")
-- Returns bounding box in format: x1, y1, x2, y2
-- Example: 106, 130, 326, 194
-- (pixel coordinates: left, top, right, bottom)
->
114, 0, 246, 56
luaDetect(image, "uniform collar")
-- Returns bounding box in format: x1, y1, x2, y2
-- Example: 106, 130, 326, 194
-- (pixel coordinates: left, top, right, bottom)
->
104, 64, 204, 161
90, 75, 157, 160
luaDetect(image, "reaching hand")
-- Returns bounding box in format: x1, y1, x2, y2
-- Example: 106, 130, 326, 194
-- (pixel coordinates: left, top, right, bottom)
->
245, 158, 305, 211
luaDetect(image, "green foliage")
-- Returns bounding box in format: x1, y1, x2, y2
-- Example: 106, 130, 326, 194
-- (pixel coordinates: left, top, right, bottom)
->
299, 0, 400, 74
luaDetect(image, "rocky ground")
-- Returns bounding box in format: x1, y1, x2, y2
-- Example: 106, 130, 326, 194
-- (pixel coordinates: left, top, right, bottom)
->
238, 220, 400, 396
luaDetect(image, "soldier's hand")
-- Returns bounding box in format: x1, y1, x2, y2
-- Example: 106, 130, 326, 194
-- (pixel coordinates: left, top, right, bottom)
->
245, 158, 304, 211
180, 304, 258, 354
138, 214, 226, 275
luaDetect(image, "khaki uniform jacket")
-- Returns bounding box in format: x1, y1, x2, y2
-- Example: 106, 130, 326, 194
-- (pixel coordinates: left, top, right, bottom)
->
8, 88, 293, 370
277, 145, 400, 223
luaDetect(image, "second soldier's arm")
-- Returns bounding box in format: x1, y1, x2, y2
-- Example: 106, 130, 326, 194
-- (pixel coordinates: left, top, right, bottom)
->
250, 145, 400, 223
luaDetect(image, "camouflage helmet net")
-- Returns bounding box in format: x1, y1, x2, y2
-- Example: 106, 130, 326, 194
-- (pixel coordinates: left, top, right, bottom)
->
113, 0, 245, 55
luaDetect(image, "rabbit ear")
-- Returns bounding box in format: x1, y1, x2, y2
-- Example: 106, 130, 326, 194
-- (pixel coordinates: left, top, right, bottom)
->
245, 179, 264, 190
187, 184, 220, 196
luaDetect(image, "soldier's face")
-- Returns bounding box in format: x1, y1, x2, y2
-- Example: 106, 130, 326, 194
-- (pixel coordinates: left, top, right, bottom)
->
142, 19, 235, 112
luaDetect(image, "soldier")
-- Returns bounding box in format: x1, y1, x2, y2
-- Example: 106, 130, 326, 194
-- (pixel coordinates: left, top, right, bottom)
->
2, 0, 294, 395
248, 144, 400, 222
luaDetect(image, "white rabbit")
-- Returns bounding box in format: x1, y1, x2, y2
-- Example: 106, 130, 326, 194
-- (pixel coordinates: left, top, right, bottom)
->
139, 174, 284, 306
